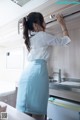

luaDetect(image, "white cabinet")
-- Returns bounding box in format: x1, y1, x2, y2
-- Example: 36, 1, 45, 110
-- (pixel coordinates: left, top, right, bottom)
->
47, 99, 80, 120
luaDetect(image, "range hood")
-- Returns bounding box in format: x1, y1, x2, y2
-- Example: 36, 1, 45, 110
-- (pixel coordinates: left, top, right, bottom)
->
46, 4, 80, 26
18, 4, 80, 34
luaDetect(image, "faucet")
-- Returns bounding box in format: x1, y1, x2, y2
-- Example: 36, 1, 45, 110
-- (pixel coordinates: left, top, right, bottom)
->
53, 69, 61, 83
58, 69, 61, 83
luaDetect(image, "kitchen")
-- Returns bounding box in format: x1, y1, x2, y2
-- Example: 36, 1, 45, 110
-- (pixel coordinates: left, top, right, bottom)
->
0, 0, 80, 120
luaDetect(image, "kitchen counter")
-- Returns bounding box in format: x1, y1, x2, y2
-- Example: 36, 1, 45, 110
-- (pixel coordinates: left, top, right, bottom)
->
0, 102, 35, 120
0, 81, 16, 96
49, 88, 80, 104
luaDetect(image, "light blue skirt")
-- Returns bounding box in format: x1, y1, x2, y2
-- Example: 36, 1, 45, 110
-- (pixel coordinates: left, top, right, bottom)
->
16, 59, 49, 115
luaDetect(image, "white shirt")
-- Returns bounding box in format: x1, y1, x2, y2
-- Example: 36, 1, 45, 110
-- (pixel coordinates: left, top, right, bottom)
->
27, 31, 71, 61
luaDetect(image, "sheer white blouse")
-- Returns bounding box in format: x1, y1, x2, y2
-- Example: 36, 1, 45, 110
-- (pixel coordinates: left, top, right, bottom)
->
27, 31, 71, 61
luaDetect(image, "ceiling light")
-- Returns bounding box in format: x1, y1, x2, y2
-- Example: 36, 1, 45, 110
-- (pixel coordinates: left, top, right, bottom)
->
11, 0, 17, 3
11, 0, 31, 7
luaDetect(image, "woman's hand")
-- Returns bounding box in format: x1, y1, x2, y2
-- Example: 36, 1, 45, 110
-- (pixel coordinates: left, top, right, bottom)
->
56, 14, 66, 26
55, 14, 69, 36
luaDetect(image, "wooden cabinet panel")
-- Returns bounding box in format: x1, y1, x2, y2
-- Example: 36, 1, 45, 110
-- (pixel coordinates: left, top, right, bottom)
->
0, 88, 17, 107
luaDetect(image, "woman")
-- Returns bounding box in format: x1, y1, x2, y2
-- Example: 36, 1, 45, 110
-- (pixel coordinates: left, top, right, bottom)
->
16, 12, 71, 120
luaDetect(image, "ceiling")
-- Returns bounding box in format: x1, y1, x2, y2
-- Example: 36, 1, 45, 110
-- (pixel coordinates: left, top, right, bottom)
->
0, 0, 79, 27
0, 0, 53, 47
0, 0, 51, 27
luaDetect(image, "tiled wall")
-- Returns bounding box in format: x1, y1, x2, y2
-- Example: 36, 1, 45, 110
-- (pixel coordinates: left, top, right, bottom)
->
47, 28, 80, 79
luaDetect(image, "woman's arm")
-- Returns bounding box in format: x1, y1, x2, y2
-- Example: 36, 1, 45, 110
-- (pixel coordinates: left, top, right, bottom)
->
43, 14, 71, 46
56, 14, 69, 37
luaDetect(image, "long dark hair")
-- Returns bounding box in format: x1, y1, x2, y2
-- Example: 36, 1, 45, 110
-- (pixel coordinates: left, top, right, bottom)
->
23, 12, 44, 52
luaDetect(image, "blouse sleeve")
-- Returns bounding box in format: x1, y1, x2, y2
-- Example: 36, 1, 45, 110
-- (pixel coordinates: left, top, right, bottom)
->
43, 32, 71, 46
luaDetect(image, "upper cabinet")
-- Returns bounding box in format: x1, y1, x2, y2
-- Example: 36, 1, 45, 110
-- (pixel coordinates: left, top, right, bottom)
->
0, 0, 80, 47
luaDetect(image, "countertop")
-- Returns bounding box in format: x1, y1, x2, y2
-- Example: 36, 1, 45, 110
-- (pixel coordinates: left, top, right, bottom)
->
49, 80, 80, 104
0, 81, 16, 96
49, 88, 80, 104
0, 102, 35, 120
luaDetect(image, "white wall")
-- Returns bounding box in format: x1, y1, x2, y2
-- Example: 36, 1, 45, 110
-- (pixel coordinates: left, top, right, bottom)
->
0, 47, 6, 80
0, 47, 24, 84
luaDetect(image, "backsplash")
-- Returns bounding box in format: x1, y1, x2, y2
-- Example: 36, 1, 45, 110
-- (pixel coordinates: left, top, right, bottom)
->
47, 28, 80, 80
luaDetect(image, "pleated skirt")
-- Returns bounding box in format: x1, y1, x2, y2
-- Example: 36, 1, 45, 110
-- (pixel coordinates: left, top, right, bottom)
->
16, 59, 49, 115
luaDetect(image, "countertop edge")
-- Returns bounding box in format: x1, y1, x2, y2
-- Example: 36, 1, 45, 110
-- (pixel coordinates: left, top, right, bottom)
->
49, 89, 80, 104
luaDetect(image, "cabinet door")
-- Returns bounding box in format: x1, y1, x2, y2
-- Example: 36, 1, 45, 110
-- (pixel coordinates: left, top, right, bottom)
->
8, 92, 17, 107
0, 89, 17, 107
0, 96, 8, 103
47, 102, 79, 120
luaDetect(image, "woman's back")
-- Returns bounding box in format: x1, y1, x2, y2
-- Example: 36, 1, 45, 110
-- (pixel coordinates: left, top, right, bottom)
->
28, 31, 71, 61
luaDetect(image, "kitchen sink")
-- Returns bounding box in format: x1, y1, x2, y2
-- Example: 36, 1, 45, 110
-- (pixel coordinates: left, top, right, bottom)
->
59, 81, 80, 87
49, 82, 71, 90
49, 81, 80, 93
